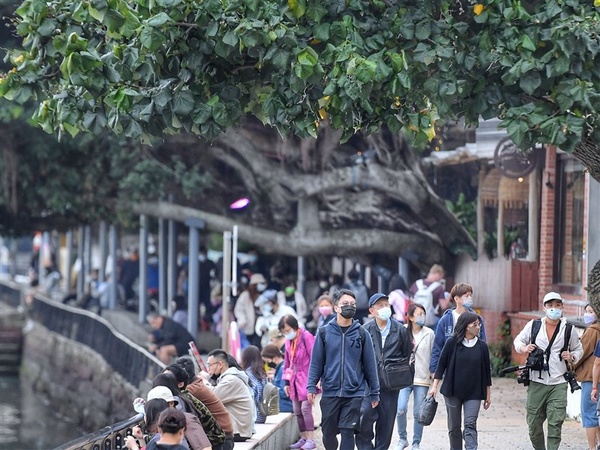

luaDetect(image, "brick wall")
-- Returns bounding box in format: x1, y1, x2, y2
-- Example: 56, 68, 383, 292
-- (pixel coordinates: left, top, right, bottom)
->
538, 146, 557, 305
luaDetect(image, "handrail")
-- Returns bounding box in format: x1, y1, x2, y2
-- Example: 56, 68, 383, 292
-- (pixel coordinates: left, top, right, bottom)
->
27, 292, 164, 387
53, 413, 144, 450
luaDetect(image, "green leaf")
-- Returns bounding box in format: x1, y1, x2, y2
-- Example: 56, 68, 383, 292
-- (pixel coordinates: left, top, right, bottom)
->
313, 23, 330, 42
519, 71, 541, 95
193, 103, 212, 124
297, 47, 318, 66
355, 59, 377, 83
222, 30, 239, 47
212, 102, 229, 127
146, 12, 172, 27
415, 21, 431, 40
288, 0, 307, 19
139, 27, 166, 51
172, 91, 195, 115
520, 34, 536, 52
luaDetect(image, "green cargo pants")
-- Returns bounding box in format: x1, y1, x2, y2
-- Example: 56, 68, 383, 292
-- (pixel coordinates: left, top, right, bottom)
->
526, 380, 567, 450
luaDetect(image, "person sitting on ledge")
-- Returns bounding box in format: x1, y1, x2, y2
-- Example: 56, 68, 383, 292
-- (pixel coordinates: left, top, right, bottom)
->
147, 312, 196, 364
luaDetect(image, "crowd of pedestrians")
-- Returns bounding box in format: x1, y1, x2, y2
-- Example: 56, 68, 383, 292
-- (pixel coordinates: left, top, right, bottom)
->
94, 254, 594, 450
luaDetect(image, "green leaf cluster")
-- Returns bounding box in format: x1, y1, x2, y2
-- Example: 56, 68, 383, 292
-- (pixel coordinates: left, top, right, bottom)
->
0, 0, 598, 158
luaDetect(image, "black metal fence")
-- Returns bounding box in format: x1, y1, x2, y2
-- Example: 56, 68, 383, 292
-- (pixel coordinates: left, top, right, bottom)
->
53, 413, 144, 450
28, 294, 163, 387
0, 281, 22, 307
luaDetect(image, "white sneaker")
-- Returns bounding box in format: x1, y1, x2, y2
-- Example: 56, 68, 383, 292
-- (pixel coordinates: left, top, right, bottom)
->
397, 439, 409, 450
412, 445, 421, 450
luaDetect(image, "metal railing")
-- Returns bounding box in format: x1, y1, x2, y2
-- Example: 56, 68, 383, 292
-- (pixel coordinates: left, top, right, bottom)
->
28, 294, 163, 387
53, 413, 144, 450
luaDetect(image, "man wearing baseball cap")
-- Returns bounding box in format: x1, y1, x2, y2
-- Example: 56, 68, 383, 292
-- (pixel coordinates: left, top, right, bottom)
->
514, 291, 583, 450
356, 293, 412, 450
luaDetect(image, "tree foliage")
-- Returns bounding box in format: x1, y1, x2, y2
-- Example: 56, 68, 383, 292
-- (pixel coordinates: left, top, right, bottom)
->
1, 0, 599, 181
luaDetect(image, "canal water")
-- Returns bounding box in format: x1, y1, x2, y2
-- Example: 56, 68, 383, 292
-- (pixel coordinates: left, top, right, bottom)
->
0, 374, 84, 450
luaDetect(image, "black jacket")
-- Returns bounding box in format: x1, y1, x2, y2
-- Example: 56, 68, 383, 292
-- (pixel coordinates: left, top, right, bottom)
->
363, 318, 412, 389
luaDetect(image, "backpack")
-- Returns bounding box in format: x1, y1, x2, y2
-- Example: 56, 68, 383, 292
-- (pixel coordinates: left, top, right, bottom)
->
414, 280, 441, 327
257, 380, 280, 417
388, 289, 412, 322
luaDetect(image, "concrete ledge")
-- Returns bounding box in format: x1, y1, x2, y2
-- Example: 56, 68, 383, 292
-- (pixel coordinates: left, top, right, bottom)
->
235, 413, 299, 450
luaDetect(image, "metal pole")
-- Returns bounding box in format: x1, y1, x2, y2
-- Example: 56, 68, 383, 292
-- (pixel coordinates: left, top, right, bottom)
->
108, 225, 118, 310
84, 225, 92, 278
98, 221, 107, 282
398, 257, 409, 284
231, 225, 239, 297
221, 231, 232, 352
167, 219, 177, 316
65, 230, 74, 292
38, 232, 49, 287
158, 218, 167, 314
187, 225, 200, 338
77, 226, 85, 298
297, 256, 306, 297
139, 215, 149, 324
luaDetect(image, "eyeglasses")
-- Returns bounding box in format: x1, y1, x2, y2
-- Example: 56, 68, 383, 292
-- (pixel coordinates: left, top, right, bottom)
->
207, 362, 220, 367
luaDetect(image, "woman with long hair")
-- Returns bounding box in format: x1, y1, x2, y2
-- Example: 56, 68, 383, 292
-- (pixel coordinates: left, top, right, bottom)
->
124, 398, 170, 450
279, 314, 317, 450
573, 304, 600, 449
429, 311, 492, 450
396, 303, 435, 450
241, 345, 269, 424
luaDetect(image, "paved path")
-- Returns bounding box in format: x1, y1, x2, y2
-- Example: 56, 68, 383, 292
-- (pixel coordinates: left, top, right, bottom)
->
310, 377, 588, 450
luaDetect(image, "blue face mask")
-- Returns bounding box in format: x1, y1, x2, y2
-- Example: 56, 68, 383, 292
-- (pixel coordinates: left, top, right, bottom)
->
284, 331, 297, 340
546, 308, 562, 320
462, 296, 473, 308
584, 312, 596, 325
414, 316, 426, 327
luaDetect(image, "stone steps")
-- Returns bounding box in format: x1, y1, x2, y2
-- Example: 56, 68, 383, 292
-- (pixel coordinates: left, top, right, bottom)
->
0, 327, 23, 375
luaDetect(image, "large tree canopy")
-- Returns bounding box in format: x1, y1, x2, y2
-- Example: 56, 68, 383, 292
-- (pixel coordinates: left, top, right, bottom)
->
1, 0, 600, 180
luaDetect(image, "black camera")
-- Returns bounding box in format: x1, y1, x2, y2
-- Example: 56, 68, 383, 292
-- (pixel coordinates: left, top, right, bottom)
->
516, 369, 530, 387
563, 371, 581, 394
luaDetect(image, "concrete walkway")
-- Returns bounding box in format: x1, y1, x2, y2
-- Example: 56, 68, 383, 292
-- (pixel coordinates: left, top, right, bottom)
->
310, 377, 589, 450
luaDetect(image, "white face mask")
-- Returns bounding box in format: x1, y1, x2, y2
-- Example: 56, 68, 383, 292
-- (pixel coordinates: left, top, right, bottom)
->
546, 308, 562, 320
377, 307, 392, 321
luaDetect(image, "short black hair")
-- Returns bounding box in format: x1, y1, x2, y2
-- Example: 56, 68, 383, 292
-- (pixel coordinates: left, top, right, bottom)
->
333, 288, 356, 305
164, 363, 189, 388
175, 356, 196, 385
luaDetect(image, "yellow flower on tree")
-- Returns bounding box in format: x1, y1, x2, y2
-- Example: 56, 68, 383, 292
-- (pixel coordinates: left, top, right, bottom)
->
474, 4, 484, 15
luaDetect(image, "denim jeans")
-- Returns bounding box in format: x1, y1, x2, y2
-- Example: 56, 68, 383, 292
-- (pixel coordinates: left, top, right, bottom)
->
396, 384, 429, 445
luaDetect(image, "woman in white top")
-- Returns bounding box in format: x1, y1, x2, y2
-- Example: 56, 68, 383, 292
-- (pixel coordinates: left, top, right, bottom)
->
396, 303, 435, 450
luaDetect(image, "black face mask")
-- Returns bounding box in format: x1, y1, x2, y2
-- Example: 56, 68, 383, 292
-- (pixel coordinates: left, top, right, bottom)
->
267, 362, 277, 369
340, 305, 357, 319
211, 373, 220, 381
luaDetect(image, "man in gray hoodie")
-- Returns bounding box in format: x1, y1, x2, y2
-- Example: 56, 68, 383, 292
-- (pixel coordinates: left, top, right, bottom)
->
205, 349, 255, 442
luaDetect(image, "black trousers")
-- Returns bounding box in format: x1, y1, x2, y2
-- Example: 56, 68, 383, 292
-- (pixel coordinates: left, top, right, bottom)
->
356, 389, 400, 450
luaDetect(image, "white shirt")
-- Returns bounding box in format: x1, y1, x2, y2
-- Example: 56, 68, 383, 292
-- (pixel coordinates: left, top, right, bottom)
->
514, 317, 583, 385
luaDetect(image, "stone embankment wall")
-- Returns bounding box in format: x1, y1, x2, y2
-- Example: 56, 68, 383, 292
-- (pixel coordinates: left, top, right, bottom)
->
22, 321, 140, 432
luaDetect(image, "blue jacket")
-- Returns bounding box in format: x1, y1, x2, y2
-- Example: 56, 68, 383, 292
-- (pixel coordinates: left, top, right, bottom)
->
429, 307, 487, 374
307, 319, 380, 402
